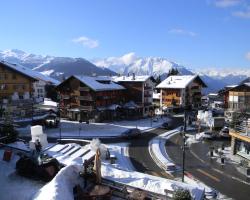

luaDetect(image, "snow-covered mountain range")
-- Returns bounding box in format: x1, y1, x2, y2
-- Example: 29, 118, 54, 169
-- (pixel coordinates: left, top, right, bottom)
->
1, 49, 249, 93
93, 52, 250, 93
0, 49, 116, 79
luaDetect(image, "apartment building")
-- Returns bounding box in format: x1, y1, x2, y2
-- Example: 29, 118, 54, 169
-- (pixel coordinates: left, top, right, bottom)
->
113, 74, 155, 117
56, 75, 125, 121
156, 75, 206, 110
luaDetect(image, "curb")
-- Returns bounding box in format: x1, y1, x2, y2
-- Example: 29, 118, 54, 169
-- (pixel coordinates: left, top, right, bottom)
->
148, 128, 181, 172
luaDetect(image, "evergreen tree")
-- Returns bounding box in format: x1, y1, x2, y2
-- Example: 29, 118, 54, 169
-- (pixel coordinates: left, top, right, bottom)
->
168, 68, 179, 77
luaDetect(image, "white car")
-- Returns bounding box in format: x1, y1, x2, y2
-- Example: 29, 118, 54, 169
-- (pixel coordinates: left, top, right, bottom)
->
219, 127, 230, 138
202, 131, 216, 139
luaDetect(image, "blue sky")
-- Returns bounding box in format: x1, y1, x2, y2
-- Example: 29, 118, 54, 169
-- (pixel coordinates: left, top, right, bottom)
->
0, 0, 250, 69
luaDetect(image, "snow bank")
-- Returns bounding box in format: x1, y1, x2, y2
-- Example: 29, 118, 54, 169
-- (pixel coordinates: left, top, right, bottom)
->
33, 165, 82, 200
149, 128, 181, 171
102, 164, 204, 200
0, 150, 44, 200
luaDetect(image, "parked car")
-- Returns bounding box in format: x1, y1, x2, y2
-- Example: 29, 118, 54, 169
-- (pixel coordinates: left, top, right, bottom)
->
121, 128, 142, 139
219, 127, 230, 138
202, 131, 216, 139
162, 120, 173, 129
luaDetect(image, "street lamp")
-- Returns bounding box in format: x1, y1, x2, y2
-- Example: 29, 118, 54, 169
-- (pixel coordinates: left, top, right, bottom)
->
181, 107, 188, 182
57, 94, 62, 140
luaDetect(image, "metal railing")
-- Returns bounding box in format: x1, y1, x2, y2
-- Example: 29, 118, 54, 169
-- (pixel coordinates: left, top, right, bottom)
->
231, 119, 250, 136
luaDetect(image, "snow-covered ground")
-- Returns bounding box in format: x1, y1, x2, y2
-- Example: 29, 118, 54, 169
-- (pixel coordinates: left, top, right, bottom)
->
18, 117, 168, 138
0, 138, 205, 200
0, 149, 44, 200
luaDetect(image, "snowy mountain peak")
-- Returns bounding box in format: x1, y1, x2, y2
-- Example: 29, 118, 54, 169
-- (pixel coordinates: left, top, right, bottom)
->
93, 52, 193, 77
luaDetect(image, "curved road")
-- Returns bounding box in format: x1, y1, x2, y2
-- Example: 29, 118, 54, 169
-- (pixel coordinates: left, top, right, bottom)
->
166, 133, 250, 200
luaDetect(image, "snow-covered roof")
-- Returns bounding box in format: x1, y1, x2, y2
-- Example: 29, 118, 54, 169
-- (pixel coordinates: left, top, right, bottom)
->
156, 75, 205, 89
74, 75, 125, 91
113, 75, 151, 82
0, 61, 60, 85
153, 93, 161, 99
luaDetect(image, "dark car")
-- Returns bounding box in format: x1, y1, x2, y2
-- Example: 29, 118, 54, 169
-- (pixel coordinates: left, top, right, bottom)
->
121, 128, 142, 139
162, 120, 173, 129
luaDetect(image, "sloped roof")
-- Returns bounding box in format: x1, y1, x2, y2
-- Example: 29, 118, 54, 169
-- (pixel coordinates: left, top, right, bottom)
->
156, 75, 206, 89
0, 61, 60, 85
74, 75, 125, 91
113, 75, 151, 82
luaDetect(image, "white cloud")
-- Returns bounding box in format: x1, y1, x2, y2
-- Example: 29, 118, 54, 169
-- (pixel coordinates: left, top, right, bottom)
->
233, 7, 250, 18
72, 36, 99, 48
212, 0, 242, 8
168, 28, 197, 37
246, 52, 250, 60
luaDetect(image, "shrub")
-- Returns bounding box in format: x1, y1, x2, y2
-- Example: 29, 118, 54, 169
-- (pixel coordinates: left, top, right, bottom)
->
173, 188, 192, 200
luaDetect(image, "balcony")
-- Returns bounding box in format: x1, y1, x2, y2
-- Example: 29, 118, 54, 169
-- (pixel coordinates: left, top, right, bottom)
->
63, 95, 70, 100
79, 96, 93, 101
79, 87, 90, 92
144, 93, 152, 98
79, 105, 93, 111
144, 86, 152, 90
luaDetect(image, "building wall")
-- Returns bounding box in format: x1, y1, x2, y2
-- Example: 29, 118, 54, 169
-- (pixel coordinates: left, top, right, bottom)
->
161, 88, 181, 107
160, 79, 203, 109
57, 77, 125, 121
228, 91, 250, 111
0, 63, 34, 99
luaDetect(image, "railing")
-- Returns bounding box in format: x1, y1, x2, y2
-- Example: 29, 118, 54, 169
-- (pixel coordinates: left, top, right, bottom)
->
79, 87, 90, 92
79, 96, 93, 101
62, 95, 70, 99
79, 105, 93, 111
231, 119, 250, 136
144, 86, 152, 90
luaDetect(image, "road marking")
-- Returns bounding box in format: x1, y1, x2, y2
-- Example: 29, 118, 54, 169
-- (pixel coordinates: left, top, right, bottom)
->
212, 168, 250, 186
196, 169, 221, 182
190, 149, 206, 164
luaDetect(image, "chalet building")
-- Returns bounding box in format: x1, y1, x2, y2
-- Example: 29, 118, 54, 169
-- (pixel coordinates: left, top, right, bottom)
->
230, 118, 250, 161
227, 83, 250, 112
113, 75, 155, 117
0, 61, 59, 100
56, 75, 125, 122
156, 75, 207, 110
0, 61, 36, 100
0, 61, 60, 119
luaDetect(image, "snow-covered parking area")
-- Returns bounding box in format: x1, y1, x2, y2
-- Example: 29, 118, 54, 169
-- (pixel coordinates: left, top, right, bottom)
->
18, 117, 168, 138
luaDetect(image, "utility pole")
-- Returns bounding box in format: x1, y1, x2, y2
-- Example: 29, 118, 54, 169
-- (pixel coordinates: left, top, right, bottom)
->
58, 94, 62, 140
182, 106, 187, 182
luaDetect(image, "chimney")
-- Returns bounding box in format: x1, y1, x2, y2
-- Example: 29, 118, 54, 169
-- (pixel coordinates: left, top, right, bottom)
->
132, 73, 135, 80
127, 73, 130, 77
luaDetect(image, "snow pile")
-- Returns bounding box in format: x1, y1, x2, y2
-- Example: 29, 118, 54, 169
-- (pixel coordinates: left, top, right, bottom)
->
33, 165, 82, 200
102, 164, 204, 200
0, 150, 44, 200
149, 127, 183, 172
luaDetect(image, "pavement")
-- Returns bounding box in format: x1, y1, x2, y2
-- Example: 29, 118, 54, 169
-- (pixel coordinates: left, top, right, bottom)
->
166, 133, 250, 200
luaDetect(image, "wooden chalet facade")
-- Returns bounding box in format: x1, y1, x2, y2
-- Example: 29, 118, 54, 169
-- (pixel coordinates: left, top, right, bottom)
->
0, 61, 36, 100
56, 76, 125, 122
156, 75, 207, 110
113, 75, 155, 117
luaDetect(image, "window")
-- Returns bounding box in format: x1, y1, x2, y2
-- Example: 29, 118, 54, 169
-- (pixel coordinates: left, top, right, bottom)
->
12, 74, 17, 79
4, 74, 8, 80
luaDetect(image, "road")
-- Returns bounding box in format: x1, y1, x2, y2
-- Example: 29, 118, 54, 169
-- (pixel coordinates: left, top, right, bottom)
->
19, 115, 250, 199
166, 133, 250, 200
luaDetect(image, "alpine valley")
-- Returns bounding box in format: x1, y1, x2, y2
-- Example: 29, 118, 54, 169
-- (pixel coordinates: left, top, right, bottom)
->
1, 49, 249, 93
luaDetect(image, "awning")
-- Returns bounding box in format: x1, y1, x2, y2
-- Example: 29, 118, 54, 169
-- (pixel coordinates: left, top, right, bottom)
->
123, 101, 140, 109
67, 108, 80, 112
107, 104, 121, 111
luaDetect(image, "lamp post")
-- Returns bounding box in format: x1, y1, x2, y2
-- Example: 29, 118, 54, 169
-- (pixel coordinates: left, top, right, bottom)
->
57, 94, 62, 140
181, 106, 188, 182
